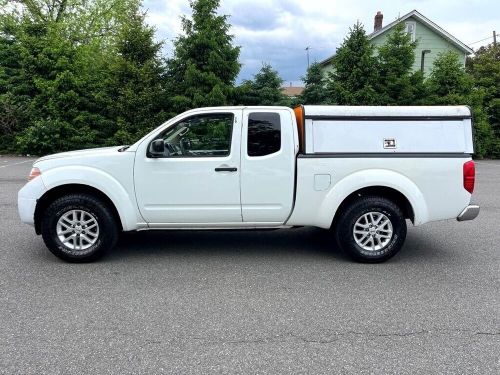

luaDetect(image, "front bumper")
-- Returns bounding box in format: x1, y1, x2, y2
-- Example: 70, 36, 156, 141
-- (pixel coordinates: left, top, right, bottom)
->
18, 196, 38, 226
18, 176, 47, 226
457, 205, 480, 222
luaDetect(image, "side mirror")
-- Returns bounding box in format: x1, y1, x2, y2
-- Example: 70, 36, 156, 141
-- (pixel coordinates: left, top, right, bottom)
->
149, 139, 165, 157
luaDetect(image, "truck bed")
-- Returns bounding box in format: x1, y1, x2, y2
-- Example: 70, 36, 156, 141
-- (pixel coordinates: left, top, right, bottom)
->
287, 105, 474, 228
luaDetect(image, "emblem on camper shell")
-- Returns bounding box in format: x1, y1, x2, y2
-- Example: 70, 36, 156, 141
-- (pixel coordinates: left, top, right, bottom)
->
384, 138, 397, 149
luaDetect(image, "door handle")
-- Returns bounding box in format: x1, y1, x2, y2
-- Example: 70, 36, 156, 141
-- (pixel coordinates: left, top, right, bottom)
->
215, 167, 237, 172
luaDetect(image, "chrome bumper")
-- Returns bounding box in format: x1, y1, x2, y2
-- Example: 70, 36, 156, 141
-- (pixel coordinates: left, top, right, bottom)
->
457, 205, 480, 222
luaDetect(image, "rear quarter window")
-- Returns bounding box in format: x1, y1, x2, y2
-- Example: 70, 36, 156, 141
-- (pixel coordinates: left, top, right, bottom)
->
247, 113, 281, 157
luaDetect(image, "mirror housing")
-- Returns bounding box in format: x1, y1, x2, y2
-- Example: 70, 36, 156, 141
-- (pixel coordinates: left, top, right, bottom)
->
149, 139, 165, 157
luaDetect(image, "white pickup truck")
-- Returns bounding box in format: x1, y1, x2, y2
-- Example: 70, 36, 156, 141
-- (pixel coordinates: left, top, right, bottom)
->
18, 105, 479, 263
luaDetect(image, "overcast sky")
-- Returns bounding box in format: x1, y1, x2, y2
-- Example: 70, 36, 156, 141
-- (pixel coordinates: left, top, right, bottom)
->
143, 0, 500, 86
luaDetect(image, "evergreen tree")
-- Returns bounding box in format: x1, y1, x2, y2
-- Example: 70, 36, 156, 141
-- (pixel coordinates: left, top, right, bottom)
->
1, 0, 499, 158
326, 22, 379, 105
14, 20, 104, 154
467, 44, 500, 157
236, 63, 290, 106
407, 70, 428, 105
426, 51, 473, 102
468, 45, 500, 102
427, 51, 494, 157
166, 0, 240, 113
299, 62, 328, 104
106, 9, 168, 145
0, 0, 167, 155
377, 22, 424, 104
0, 10, 31, 152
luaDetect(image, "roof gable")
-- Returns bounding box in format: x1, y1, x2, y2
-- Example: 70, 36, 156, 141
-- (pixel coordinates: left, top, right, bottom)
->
320, 9, 473, 67
368, 10, 473, 54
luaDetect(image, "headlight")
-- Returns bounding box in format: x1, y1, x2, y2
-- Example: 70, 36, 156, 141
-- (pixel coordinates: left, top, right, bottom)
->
28, 167, 41, 181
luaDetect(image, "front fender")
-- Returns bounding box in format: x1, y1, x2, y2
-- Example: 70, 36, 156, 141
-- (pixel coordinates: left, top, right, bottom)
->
317, 169, 429, 227
41, 166, 139, 231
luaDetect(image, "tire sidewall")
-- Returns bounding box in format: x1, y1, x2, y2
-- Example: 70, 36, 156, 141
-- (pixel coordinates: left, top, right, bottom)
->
41, 194, 117, 262
336, 197, 407, 262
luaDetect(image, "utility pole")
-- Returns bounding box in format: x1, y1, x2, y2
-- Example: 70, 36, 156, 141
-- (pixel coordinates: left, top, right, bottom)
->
494, 31, 497, 48
305, 46, 311, 69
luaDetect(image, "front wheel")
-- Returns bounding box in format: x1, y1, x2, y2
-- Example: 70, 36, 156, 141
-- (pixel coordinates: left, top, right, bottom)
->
334, 196, 407, 263
41, 193, 119, 262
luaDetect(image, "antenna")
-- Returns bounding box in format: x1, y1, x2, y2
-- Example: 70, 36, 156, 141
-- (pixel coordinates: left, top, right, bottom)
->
305, 46, 311, 69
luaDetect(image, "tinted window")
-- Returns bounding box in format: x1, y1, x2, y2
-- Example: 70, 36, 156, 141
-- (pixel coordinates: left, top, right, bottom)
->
152, 113, 234, 158
247, 113, 281, 157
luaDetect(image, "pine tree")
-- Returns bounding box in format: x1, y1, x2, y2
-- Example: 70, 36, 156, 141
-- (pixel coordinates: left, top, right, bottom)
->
0, 11, 31, 152
326, 22, 379, 105
0, 0, 164, 154
467, 45, 500, 103
377, 22, 423, 105
427, 51, 473, 101
14, 21, 103, 155
106, 9, 168, 144
236, 64, 290, 106
166, 0, 240, 113
300, 62, 328, 104
427, 51, 494, 157
467, 44, 500, 157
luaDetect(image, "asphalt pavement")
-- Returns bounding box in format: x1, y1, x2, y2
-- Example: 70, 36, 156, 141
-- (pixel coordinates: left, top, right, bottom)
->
0, 156, 499, 374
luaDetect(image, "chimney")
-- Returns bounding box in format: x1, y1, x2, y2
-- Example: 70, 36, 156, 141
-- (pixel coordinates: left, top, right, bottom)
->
374, 11, 383, 32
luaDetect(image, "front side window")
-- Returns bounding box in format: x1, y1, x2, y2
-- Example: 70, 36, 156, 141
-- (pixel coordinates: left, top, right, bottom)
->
247, 112, 281, 157
151, 113, 234, 157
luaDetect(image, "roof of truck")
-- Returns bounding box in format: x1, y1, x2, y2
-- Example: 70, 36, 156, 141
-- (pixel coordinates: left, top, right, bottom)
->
180, 106, 471, 118
302, 105, 472, 118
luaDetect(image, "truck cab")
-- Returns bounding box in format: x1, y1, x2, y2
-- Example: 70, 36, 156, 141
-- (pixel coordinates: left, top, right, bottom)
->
132, 107, 298, 227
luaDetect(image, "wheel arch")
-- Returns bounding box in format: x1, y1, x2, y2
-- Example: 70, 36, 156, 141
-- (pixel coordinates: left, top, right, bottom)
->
34, 184, 123, 235
312, 169, 429, 229
332, 186, 415, 228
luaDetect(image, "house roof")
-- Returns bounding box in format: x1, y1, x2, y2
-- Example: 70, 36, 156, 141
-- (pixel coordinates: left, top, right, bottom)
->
319, 9, 473, 67
369, 10, 473, 53
281, 86, 304, 97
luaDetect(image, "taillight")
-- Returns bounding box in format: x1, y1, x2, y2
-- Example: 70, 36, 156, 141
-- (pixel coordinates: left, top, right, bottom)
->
463, 161, 475, 194
28, 167, 41, 181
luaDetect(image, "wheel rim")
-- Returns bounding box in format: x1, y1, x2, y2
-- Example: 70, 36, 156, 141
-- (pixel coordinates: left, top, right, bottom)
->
353, 212, 393, 252
56, 210, 100, 251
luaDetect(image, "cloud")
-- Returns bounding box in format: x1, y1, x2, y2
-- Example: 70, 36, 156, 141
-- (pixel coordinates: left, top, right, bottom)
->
143, 0, 500, 85
229, 2, 283, 31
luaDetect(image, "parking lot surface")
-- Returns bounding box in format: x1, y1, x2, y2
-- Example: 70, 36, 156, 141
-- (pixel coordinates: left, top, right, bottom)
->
1, 156, 499, 374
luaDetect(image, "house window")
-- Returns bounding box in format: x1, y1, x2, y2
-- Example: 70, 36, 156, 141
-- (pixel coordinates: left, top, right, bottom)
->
405, 21, 416, 42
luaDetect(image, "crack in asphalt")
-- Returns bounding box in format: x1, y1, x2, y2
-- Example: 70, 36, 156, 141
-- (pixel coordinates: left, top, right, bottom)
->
139, 329, 500, 347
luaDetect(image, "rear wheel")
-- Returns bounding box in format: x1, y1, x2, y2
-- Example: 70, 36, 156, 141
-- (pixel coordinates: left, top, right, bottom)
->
41, 193, 119, 262
334, 196, 407, 263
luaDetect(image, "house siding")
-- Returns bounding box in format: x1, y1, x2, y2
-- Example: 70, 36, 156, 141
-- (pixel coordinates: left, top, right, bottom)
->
320, 15, 468, 77
321, 62, 335, 76
370, 17, 466, 76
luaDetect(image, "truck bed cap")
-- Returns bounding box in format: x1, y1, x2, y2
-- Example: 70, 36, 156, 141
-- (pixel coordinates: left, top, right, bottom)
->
302, 105, 471, 119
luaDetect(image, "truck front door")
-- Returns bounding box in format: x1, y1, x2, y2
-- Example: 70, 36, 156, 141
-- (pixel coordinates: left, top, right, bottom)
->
134, 109, 243, 225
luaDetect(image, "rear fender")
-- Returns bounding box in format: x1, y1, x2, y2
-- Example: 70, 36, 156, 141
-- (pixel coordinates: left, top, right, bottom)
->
318, 169, 428, 228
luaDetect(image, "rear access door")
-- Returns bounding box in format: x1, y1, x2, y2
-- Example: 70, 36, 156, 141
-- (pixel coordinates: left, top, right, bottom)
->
240, 108, 297, 224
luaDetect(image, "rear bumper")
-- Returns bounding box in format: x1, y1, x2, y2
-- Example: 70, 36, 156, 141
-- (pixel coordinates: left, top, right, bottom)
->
457, 205, 480, 222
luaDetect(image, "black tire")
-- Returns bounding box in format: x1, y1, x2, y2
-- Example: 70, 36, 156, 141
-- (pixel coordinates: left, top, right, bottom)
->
334, 196, 407, 263
41, 193, 119, 262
